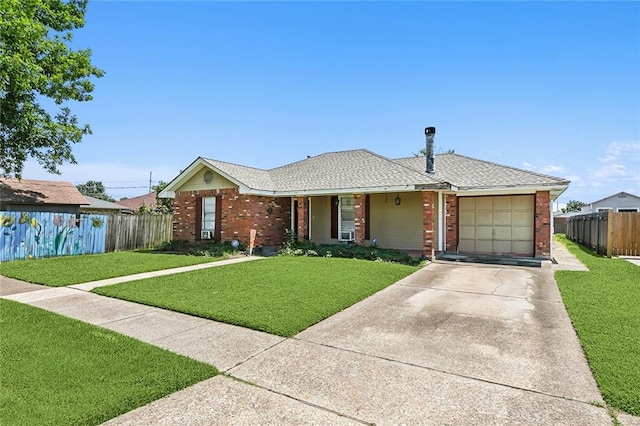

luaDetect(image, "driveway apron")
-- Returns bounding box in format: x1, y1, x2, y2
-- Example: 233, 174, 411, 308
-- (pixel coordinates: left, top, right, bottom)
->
229, 262, 610, 425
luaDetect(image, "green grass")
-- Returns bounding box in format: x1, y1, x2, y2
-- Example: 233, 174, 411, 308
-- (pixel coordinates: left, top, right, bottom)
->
0, 251, 223, 286
94, 256, 419, 337
554, 235, 640, 416
0, 299, 217, 425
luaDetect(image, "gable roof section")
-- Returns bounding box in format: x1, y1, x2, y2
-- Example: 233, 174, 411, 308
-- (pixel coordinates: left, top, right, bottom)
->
84, 196, 134, 213
269, 149, 444, 192
394, 154, 570, 190
116, 192, 158, 210
161, 150, 570, 197
201, 158, 275, 191
0, 178, 88, 207
587, 191, 640, 205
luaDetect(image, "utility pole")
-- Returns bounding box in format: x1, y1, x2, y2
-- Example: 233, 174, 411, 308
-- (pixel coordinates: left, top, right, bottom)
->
148, 171, 152, 193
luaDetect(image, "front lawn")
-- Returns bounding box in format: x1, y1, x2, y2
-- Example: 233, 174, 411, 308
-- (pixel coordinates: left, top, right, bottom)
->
94, 256, 419, 337
0, 299, 217, 425
0, 251, 223, 286
554, 235, 640, 416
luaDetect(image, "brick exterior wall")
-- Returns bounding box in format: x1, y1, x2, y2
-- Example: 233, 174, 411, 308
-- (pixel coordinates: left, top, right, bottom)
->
534, 190, 551, 258
354, 194, 366, 244
445, 194, 458, 252
173, 188, 291, 247
296, 196, 308, 241
422, 191, 436, 258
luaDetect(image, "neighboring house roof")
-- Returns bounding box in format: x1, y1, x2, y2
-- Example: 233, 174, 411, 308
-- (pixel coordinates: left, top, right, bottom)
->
115, 192, 157, 210
0, 178, 88, 207
553, 211, 582, 218
160, 149, 570, 198
82, 196, 133, 213
586, 191, 640, 206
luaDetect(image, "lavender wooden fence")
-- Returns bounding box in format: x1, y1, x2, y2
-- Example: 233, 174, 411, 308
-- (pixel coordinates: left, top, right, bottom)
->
0, 212, 107, 261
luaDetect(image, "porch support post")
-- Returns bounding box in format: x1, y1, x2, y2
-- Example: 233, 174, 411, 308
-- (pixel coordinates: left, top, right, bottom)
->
354, 193, 366, 245
296, 196, 308, 241
422, 191, 436, 258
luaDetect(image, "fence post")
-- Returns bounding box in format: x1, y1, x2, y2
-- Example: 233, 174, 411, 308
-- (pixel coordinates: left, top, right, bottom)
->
606, 209, 613, 257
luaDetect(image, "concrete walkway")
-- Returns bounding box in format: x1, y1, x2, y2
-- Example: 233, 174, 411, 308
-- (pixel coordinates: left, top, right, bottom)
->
2, 251, 638, 425
552, 239, 589, 271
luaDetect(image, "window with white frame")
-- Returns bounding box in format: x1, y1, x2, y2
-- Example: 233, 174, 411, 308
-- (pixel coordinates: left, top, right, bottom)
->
618, 208, 638, 212
202, 197, 216, 231
339, 196, 355, 241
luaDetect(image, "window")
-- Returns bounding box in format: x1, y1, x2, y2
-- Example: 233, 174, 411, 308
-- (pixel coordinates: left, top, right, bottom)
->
202, 197, 216, 231
618, 208, 638, 212
339, 196, 355, 241
596, 208, 612, 212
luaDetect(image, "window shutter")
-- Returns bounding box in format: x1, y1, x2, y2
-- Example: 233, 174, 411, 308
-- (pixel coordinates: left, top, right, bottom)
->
365, 194, 370, 240
214, 195, 222, 241
195, 196, 203, 240
330, 196, 338, 239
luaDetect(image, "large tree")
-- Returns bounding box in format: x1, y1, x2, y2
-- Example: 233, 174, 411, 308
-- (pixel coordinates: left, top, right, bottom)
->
76, 180, 113, 202
0, 0, 104, 178
562, 200, 587, 213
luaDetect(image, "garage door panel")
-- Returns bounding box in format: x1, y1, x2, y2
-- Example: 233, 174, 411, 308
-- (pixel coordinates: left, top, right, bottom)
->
494, 226, 512, 240
476, 225, 493, 239
514, 211, 533, 226
459, 239, 475, 252
493, 240, 512, 254
475, 197, 493, 210
459, 226, 476, 239
493, 197, 512, 209
459, 211, 475, 225
476, 213, 493, 226
494, 211, 512, 224
457, 195, 534, 256
513, 226, 532, 239
513, 241, 533, 255
476, 240, 493, 253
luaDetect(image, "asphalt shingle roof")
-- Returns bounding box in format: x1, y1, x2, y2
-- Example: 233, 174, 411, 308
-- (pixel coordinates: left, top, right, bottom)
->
0, 178, 89, 206
269, 150, 442, 191
188, 150, 568, 194
394, 153, 570, 189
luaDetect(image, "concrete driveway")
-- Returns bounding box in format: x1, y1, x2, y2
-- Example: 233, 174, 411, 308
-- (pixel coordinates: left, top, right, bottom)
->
227, 262, 610, 425
40, 259, 613, 424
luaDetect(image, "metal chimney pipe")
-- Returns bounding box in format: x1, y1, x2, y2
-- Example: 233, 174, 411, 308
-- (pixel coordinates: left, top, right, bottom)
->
425, 127, 436, 174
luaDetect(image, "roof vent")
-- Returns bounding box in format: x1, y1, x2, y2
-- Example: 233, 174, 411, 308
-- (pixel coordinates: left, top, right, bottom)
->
425, 127, 436, 174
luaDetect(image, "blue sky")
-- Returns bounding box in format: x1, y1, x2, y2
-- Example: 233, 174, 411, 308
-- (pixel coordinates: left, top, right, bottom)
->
24, 1, 640, 208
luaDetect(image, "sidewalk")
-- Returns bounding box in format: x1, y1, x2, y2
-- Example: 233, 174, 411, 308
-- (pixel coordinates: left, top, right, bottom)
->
2, 251, 637, 425
552, 239, 589, 271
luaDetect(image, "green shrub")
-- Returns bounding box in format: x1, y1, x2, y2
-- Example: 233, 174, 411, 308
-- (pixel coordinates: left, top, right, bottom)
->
154, 240, 243, 257
279, 240, 423, 266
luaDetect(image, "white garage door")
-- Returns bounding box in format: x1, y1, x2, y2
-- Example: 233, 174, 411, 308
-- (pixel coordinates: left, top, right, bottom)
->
458, 195, 534, 256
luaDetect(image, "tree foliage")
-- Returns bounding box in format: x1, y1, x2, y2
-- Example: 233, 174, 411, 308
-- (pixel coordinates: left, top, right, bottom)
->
414, 148, 456, 157
135, 181, 173, 215
76, 180, 113, 202
562, 200, 587, 213
0, 0, 104, 178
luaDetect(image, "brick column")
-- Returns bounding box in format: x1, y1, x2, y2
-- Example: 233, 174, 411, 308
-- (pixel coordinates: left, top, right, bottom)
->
296, 196, 308, 241
422, 191, 436, 258
535, 191, 551, 258
354, 194, 366, 245
445, 194, 458, 252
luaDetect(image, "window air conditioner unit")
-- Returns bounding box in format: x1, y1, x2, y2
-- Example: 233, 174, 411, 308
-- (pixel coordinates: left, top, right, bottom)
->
201, 230, 212, 240
340, 230, 355, 241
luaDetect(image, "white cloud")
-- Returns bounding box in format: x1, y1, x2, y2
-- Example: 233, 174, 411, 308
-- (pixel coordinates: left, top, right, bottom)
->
542, 164, 566, 174
604, 141, 640, 161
